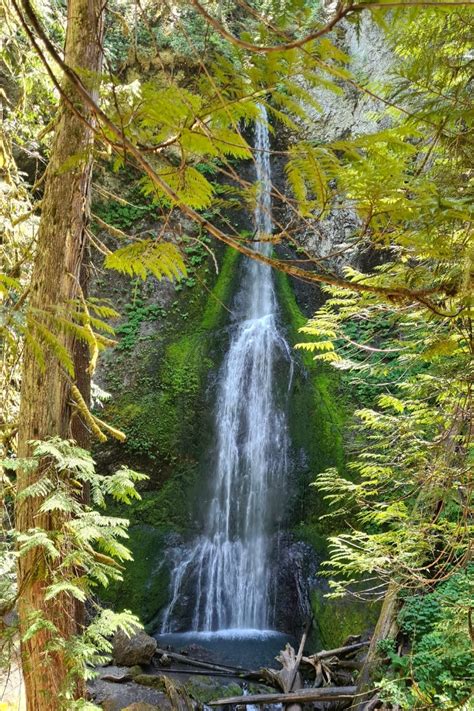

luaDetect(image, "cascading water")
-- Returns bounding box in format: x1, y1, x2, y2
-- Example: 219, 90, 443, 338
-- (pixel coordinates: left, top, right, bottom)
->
162, 105, 293, 634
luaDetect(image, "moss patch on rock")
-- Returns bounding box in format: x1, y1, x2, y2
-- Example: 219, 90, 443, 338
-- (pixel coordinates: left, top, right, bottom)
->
275, 270, 345, 530
133, 675, 166, 690
311, 588, 380, 649
185, 677, 242, 704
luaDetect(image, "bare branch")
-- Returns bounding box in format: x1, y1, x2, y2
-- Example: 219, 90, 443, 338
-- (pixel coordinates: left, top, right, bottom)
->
189, 0, 474, 54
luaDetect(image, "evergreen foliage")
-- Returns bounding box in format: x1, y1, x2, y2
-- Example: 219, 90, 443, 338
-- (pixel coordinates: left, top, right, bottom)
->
2, 438, 146, 709
104, 240, 186, 281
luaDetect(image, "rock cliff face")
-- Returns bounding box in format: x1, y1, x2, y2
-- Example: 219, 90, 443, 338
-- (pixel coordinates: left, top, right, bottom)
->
303, 14, 392, 142
280, 13, 393, 277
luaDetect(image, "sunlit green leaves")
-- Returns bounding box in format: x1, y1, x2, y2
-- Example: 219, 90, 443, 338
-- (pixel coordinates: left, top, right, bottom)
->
17, 529, 60, 560
140, 85, 202, 136
105, 240, 186, 281
45, 581, 87, 602
286, 142, 338, 216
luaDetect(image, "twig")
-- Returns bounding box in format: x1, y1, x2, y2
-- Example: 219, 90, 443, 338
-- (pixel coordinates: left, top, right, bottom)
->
287, 618, 312, 692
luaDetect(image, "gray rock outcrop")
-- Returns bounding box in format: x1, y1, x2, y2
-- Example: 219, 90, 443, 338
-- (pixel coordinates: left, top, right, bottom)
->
112, 629, 157, 667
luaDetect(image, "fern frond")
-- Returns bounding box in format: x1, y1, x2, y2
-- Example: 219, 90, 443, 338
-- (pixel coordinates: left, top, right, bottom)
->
45, 581, 87, 602
105, 240, 185, 282
29, 319, 75, 376
17, 529, 59, 560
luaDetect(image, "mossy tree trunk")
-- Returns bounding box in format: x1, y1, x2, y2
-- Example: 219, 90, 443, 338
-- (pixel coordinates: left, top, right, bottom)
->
16, 0, 104, 708
354, 584, 398, 710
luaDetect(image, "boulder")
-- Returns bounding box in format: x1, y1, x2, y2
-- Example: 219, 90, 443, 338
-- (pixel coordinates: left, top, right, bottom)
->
90, 677, 172, 711
112, 629, 157, 666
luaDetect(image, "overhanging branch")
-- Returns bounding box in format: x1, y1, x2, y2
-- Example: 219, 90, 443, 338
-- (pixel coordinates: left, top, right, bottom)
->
189, 0, 474, 54
13, 0, 454, 310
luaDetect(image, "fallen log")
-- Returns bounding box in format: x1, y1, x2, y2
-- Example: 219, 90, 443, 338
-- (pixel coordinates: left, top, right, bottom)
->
162, 675, 195, 711
258, 646, 302, 700
300, 641, 364, 689
155, 647, 250, 675
306, 640, 369, 661
283, 620, 313, 711
209, 685, 357, 706
153, 667, 269, 680
171, 667, 282, 688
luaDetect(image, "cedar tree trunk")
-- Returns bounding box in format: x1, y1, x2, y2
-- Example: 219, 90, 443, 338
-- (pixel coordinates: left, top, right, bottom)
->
16, 0, 104, 707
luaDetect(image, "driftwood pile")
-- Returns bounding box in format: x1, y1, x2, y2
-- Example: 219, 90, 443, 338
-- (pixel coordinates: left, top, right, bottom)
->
207, 632, 369, 708
152, 623, 373, 709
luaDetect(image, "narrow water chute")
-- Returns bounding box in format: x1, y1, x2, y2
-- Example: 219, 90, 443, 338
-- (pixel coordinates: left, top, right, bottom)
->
162, 105, 292, 632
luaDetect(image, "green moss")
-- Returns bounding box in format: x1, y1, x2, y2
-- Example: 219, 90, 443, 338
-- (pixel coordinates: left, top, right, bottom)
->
100, 525, 171, 629
312, 588, 380, 649
120, 466, 196, 531
134, 674, 166, 690
185, 678, 242, 704
108, 337, 207, 462
275, 270, 308, 335
292, 523, 329, 558
200, 246, 240, 331
106, 246, 239, 464
275, 271, 345, 528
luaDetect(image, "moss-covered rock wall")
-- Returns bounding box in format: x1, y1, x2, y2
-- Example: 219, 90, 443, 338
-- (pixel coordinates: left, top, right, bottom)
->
97, 240, 374, 645
97, 246, 240, 628
275, 271, 382, 647
275, 271, 345, 532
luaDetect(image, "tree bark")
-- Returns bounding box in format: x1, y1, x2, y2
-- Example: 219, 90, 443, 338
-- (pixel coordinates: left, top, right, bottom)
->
15, 0, 104, 708
354, 584, 398, 710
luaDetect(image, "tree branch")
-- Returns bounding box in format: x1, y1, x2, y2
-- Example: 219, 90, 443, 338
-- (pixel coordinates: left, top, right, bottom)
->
189, 0, 474, 54
13, 0, 452, 309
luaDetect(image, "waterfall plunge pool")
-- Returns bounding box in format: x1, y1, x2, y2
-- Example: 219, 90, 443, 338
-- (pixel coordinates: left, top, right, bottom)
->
154, 629, 297, 669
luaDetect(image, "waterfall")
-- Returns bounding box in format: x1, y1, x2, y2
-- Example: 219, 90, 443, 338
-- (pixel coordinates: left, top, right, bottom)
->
162, 105, 292, 633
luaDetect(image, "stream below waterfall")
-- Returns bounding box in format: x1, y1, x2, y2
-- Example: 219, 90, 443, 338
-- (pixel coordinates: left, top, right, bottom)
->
157, 630, 295, 669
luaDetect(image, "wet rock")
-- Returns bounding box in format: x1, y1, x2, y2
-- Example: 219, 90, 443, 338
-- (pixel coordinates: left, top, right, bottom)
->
135, 674, 199, 710
98, 664, 143, 683
99, 665, 134, 683
89, 677, 172, 711
273, 533, 319, 635
113, 629, 157, 666
122, 705, 160, 711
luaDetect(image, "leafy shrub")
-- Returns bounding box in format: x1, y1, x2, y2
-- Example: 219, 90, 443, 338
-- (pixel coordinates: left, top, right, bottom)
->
380, 568, 474, 709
